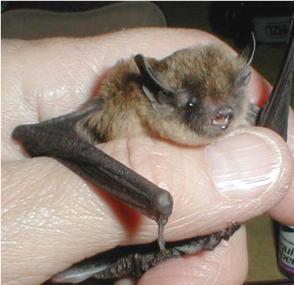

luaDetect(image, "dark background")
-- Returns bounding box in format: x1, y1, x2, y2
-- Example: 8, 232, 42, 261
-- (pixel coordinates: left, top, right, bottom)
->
2, 1, 294, 45
2, 1, 294, 87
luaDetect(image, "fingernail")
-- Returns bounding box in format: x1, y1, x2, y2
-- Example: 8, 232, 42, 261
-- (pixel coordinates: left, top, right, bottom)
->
206, 129, 282, 199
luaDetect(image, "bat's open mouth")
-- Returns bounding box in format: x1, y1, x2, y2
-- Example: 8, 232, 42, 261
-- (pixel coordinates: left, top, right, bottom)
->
211, 106, 234, 130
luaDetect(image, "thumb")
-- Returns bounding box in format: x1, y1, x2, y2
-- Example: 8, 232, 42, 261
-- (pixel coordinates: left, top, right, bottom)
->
105, 126, 293, 242
125, 127, 292, 285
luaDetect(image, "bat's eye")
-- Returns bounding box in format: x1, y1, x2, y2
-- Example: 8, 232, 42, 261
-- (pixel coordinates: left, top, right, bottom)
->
187, 101, 195, 108
186, 98, 198, 109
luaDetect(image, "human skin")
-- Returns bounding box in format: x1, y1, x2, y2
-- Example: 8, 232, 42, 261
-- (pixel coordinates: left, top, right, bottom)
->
2, 28, 294, 285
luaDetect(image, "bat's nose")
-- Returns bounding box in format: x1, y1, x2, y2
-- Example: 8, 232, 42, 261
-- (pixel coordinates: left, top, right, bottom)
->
211, 106, 234, 130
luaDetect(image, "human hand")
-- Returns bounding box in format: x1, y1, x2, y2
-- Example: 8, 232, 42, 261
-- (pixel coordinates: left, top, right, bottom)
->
2, 29, 294, 285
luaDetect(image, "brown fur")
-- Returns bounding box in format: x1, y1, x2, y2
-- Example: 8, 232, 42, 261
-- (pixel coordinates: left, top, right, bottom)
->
77, 44, 251, 146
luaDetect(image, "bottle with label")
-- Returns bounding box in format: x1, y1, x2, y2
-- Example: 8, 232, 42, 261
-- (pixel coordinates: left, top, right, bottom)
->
278, 224, 294, 278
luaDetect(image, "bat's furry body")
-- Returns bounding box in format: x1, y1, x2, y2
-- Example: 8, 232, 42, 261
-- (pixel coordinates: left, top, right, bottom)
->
78, 45, 251, 146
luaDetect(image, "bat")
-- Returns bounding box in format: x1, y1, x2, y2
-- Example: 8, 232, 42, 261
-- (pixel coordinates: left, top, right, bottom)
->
12, 21, 293, 284
12, 34, 257, 248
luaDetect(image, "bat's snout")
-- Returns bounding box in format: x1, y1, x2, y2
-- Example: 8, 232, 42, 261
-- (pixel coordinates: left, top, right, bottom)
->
211, 106, 234, 130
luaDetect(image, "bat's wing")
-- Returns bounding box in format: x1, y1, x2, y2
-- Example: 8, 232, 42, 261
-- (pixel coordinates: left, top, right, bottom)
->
51, 224, 240, 283
12, 101, 173, 251
256, 18, 294, 141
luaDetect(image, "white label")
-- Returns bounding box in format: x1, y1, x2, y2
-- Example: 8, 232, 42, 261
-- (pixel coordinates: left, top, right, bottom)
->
279, 228, 294, 275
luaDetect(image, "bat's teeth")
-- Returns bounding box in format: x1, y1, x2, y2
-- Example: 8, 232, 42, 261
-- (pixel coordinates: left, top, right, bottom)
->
211, 119, 229, 130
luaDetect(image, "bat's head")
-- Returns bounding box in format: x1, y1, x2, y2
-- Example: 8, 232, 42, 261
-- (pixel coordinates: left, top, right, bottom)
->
135, 39, 255, 145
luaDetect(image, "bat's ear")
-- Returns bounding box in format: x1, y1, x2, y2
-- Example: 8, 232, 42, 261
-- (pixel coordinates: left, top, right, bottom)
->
134, 54, 176, 106
236, 32, 256, 87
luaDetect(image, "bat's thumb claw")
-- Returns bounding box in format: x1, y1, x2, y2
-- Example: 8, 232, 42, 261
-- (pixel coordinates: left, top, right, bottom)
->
152, 190, 173, 251
153, 190, 173, 220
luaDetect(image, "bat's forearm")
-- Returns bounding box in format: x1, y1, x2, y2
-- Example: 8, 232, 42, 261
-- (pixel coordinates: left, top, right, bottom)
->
12, 108, 173, 250
76, 145, 173, 222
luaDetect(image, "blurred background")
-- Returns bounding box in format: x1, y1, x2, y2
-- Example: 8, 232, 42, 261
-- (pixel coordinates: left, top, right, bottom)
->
2, 1, 294, 100
2, 2, 294, 284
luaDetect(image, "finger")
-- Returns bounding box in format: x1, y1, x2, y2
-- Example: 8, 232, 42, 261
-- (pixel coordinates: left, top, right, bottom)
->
120, 127, 292, 240
138, 226, 247, 285
269, 109, 294, 225
2, 126, 292, 285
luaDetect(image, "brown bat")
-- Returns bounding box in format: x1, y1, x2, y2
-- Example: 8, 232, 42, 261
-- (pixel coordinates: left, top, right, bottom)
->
12, 22, 293, 284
